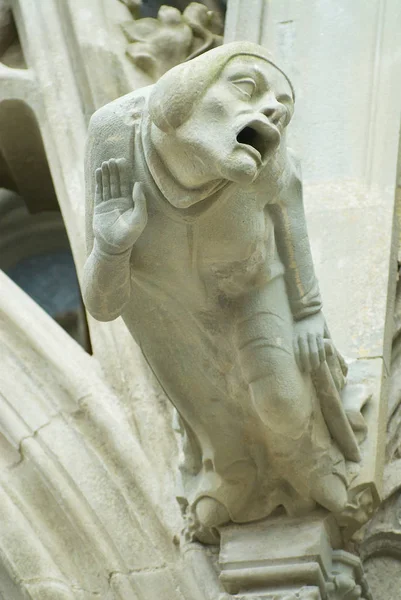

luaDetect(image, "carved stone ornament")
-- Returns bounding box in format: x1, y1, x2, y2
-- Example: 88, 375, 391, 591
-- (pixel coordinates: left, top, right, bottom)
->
83, 41, 369, 542
217, 516, 372, 599
120, 2, 223, 79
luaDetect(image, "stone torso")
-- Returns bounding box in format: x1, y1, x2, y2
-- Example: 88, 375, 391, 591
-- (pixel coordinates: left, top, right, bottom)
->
130, 133, 285, 307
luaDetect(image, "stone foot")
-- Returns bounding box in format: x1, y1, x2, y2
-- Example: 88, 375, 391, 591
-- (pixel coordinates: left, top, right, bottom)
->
195, 496, 230, 528
312, 473, 348, 513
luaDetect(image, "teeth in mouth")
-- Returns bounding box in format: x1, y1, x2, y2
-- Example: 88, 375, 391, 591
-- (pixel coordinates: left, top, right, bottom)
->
236, 126, 266, 158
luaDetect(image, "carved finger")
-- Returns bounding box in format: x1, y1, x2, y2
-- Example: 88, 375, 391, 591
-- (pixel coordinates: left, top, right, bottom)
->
94, 168, 103, 206
122, 183, 147, 239
324, 339, 334, 357
117, 158, 130, 198
293, 337, 302, 371
109, 159, 121, 198
101, 161, 110, 202
317, 334, 326, 364
298, 335, 310, 372
308, 333, 320, 371
132, 182, 148, 225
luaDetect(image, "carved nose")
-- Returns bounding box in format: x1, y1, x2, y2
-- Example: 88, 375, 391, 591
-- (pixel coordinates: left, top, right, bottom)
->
261, 103, 285, 124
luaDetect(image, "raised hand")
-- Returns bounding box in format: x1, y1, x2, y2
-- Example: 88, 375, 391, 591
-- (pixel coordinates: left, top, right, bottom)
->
93, 158, 147, 255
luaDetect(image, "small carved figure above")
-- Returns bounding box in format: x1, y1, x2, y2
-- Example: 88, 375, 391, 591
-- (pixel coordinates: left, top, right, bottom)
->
83, 41, 367, 541
121, 2, 223, 79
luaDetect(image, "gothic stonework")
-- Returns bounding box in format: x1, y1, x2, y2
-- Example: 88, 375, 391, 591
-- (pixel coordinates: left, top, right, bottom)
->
218, 518, 372, 599
121, 2, 223, 79
83, 42, 372, 540
1, 1, 401, 598
359, 229, 401, 598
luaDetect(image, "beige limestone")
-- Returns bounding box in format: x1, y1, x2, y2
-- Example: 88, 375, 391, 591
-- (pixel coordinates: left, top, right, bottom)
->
226, 0, 401, 528
83, 42, 373, 551
0, 0, 400, 598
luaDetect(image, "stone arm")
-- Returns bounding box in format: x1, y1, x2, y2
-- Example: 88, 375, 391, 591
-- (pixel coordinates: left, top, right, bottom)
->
82, 158, 147, 322
82, 242, 132, 322
267, 160, 361, 460
268, 160, 322, 322
266, 155, 329, 373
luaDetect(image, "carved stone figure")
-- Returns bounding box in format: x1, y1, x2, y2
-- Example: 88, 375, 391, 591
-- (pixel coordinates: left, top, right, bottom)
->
83, 41, 363, 537
121, 2, 223, 80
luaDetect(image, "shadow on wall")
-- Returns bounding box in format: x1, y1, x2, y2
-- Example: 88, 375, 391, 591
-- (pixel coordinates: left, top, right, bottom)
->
0, 100, 90, 351
0, 4, 26, 69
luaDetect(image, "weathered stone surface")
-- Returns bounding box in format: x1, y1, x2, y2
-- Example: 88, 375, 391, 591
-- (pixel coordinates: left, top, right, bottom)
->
0, 271, 212, 599
0, 3, 213, 597
1, 0, 401, 598
83, 41, 371, 542
121, 2, 223, 80
363, 556, 401, 600
218, 516, 371, 599
226, 0, 401, 534
359, 254, 401, 597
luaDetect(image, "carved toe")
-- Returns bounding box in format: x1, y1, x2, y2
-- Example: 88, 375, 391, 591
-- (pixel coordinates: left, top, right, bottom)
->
195, 497, 230, 528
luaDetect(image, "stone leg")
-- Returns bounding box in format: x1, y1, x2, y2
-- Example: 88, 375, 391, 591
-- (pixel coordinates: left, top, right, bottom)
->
235, 277, 348, 513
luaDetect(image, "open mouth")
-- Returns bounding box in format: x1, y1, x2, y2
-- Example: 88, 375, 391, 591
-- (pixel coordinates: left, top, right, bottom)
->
236, 120, 279, 162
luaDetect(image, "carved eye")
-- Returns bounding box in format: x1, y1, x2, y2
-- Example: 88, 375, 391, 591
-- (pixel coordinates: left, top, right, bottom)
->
232, 78, 256, 99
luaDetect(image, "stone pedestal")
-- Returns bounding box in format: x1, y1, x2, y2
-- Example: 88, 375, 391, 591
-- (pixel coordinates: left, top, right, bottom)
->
218, 513, 372, 599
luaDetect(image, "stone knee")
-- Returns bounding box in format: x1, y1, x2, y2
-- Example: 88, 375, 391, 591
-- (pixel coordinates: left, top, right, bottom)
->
249, 376, 311, 436
245, 345, 313, 437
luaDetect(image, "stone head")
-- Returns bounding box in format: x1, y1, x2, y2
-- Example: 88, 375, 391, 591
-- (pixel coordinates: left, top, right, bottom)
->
149, 41, 295, 186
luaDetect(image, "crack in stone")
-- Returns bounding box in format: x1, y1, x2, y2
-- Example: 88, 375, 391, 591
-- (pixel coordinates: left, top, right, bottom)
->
7, 419, 56, 469
108, 563, 168, 583
8, 406, 85, 469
